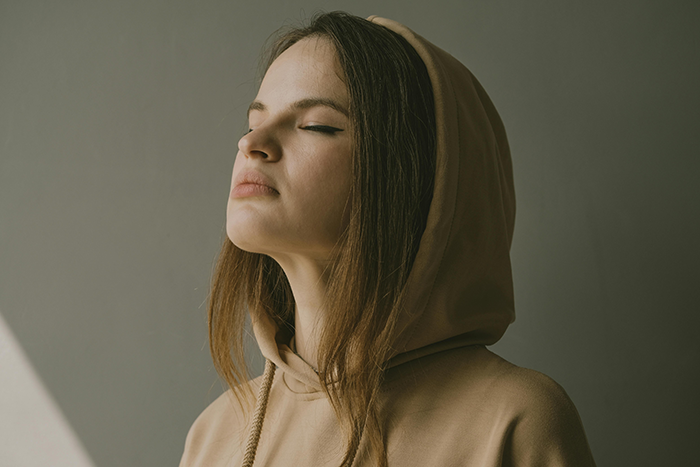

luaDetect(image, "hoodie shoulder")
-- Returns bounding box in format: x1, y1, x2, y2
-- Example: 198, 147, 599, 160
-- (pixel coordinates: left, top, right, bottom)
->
179, 378, 260, 467
490, 359, 598, 467
383, 346, 596, 466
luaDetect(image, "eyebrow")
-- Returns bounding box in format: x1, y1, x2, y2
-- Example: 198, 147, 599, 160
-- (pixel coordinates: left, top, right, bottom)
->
247, 97, 349, 119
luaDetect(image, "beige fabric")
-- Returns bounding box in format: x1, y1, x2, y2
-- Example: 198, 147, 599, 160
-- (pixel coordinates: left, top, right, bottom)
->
181, 346, 595, 466
367, 16, 517, 360
179, 16, 596, 467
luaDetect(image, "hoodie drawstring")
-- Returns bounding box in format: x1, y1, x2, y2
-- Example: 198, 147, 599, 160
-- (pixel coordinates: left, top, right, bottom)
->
240, 358, 361, 467
241, 359, 276, 467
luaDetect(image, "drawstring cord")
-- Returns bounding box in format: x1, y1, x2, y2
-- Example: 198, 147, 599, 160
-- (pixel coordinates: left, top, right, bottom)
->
239, 357, 361, 467
241, 359, 276, 467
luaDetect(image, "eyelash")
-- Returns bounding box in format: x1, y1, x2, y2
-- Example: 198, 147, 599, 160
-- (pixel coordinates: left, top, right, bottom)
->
302, 125, 342, 134
244, 125, 342, 136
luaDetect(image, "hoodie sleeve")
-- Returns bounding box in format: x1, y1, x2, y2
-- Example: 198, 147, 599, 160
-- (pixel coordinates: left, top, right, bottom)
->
501, 367, 597, 467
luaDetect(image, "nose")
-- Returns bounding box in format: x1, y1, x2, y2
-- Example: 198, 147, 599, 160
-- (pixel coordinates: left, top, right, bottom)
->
237, 127, 281, 161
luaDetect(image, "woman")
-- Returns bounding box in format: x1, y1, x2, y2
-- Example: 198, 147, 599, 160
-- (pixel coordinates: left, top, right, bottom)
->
180, 11, 597, 467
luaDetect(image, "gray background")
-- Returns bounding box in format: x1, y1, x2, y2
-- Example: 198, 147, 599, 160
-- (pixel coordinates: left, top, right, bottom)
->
1, 0, 698, 465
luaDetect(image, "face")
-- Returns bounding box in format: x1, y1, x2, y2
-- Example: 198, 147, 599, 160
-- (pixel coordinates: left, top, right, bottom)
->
227, 36, 353, 263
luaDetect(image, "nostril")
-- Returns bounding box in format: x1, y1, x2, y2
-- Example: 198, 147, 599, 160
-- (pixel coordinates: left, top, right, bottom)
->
238, 132, 276, 160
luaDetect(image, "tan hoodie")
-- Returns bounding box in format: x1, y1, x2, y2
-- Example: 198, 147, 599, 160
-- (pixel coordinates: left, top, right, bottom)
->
179, 16, 597, 467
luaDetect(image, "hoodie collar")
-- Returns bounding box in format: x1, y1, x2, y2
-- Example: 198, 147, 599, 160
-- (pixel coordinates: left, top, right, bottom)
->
252, 311, 323, 393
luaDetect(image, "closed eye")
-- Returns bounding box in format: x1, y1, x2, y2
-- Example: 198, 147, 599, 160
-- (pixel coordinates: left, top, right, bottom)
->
302, 125, 343, 134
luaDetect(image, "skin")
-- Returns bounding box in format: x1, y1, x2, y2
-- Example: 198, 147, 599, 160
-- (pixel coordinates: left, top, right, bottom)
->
227, 36, 352, 370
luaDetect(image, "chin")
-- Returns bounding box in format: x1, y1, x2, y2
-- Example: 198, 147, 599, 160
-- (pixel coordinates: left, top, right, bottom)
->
227, 227, 255, 253
226, 222, 271, 255
227, 207, 269, 251
229, 238, 269, 255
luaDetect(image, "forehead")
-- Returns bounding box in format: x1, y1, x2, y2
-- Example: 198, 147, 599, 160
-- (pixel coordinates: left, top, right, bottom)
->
256, 36, 348, 106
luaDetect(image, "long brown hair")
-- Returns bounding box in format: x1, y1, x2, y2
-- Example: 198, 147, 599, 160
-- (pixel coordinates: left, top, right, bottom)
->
209, 11, 436, 466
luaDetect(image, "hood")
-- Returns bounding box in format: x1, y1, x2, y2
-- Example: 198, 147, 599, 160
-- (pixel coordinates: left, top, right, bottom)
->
252, 16, 516, 390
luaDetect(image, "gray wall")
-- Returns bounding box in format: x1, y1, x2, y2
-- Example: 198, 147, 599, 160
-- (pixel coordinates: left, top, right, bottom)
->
1, 0, 698, 465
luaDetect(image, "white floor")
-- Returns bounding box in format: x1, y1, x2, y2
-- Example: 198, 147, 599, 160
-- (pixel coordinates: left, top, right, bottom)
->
0, 311, 95, 467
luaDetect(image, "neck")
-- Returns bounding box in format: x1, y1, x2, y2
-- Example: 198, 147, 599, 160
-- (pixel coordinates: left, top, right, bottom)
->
271, 253, 331, 370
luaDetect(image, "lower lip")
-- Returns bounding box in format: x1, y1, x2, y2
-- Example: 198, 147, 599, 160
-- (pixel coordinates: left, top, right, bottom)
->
231, 183, 279, 198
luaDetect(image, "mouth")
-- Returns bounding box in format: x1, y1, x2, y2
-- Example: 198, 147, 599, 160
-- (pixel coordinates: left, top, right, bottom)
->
234, 170, 277, 191
231, 183, 279, 198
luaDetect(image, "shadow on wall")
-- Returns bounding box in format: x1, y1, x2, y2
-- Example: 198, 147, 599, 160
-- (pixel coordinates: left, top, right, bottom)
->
0, 311, 95, 467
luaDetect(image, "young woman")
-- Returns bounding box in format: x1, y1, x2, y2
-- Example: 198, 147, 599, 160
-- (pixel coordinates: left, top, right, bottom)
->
180, 11, 597, 467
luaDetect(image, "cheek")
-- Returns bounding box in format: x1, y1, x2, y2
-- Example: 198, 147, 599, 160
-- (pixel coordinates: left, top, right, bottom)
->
293, 147, 352, 221
299, 141, 351, 190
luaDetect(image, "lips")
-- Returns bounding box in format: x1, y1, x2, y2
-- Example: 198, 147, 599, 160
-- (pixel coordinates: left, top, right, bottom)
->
231, 170, 279, 198
234, 170, 278, 192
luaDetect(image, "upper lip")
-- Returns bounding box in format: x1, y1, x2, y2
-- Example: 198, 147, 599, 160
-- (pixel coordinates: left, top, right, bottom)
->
234, 170, 278, 192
